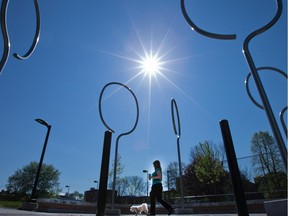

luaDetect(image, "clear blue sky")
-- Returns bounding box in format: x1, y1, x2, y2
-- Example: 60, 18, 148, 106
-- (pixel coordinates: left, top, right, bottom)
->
0, 0, 287, 195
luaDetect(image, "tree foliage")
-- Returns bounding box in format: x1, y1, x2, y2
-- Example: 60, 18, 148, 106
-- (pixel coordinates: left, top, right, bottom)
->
68, 191, 84, 200
108, 154, 124, 190
164, 161, 186, 192
193, 141, 225, 185
183, 159, 207, 196
6, 161, 60, 199
184, 141, 229, 197
254, 172, 287, 198
250, 131, 287, 197
251, 131, 285, 174
120, 176, 145, 196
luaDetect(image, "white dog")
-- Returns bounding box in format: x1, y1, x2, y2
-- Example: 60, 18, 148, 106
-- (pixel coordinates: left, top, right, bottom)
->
130, 203, 149, 215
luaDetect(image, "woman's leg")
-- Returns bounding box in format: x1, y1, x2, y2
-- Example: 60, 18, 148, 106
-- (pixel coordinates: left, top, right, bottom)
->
155, 184, 172, 210
149, 186, 156, 214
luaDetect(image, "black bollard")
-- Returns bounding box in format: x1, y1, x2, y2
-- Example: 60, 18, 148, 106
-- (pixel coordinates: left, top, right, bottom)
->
219, 120, 249, 216
97, 130, 112, 216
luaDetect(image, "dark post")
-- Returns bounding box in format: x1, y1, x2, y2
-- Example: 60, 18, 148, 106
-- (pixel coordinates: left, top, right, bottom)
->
143, 170, 149, 202
97, 130, 112, 216
219, 119, 249, 216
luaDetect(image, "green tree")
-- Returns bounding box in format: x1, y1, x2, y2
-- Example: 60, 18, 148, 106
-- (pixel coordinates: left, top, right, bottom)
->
193, 141, 225, 185
251, 131, 285, 174
184, 141, 228, 198
164, 161, 186, 193
6, 161, 60, 200
254, 172, 287, 198
122, 176, 145, 196
108, 154, 124, 190
250, 131, 287, 198
183, 159, 205, 196
69, 191, 84, 200
116, 177, 128, 196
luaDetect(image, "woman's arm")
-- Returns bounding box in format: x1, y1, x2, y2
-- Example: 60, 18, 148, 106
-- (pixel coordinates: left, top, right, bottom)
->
152, 170, 162, 179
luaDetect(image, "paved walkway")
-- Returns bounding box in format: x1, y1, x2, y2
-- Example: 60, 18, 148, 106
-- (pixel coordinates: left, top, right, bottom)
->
0, 208, 268, 216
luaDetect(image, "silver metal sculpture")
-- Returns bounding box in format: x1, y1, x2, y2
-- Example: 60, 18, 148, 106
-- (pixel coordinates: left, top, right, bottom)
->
242, 0, 287, 170
180, 0, 236, 40
171, 98, 184, 209
13, 0, 40, 60
98, 82, 139, 209
280, 107, 287, 139
245, 66, 288, 139
0, 0, 40, 72
0, 0, 10, 73
180, 0, 287, 171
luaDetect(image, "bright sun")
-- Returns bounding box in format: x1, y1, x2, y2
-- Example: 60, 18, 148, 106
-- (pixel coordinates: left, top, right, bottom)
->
140, 54, 162, 77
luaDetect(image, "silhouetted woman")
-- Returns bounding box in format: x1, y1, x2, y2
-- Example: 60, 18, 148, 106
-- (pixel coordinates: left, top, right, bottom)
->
149, 160, 173, 215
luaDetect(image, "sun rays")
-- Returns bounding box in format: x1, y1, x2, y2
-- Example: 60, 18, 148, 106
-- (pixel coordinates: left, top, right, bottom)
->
139, 52, 163, 78
93, 22, 201, 141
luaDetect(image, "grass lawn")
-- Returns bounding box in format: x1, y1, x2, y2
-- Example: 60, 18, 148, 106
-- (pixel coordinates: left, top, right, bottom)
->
0, 201, 22, 209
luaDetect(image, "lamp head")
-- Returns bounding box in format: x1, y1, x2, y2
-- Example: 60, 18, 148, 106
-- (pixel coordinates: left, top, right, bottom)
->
35, 118, 50, 127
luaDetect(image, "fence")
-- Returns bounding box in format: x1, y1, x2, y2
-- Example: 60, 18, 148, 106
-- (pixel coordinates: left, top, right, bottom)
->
163, 154, 287, 204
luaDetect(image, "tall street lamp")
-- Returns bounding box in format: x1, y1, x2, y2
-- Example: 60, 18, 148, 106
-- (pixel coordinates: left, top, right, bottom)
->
167, 170, 170, 191
94, 180, 98, 189
143, 170, 149, 200
65, 185, 70, 196
30, 118, 51, 202
167, 170, 170, 201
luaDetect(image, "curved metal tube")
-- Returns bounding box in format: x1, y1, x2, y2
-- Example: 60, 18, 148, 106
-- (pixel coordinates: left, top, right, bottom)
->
98, 82, 139, 134
171, 98, 181, 137
0, 0, 10, 73
245, 66, 287, 110
279, 106, 287, 139
99, 83, 116, 133
171, 98, 184, 209
13, 0, 40, 60
245, 73, 262, 109
98, 82, 139, 209
243, 0, 287, 170
180, 0, 236, 40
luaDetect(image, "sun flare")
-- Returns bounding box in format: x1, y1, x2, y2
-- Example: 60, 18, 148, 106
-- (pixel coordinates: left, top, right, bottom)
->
97, 25, 198, 149
140, 54, 162, 77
